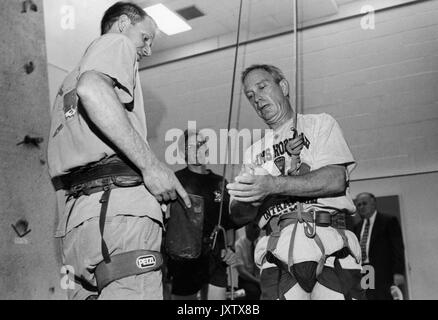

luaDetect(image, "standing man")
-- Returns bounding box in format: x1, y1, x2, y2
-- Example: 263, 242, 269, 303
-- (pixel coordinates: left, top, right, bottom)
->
48, 2, 190, 300
227, 64, 364, 300
165, 129, 237, 300
354, 192, 406, 300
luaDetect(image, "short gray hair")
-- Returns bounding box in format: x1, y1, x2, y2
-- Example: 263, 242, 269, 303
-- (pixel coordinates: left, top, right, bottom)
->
241, 64, 286, 84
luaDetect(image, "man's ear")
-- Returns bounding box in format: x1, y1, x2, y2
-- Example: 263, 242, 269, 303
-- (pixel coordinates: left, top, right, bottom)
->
279, 79, 289, 97
118, 14, 131, 33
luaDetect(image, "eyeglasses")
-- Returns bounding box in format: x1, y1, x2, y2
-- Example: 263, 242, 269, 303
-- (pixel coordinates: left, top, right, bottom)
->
187, 139, 208, 149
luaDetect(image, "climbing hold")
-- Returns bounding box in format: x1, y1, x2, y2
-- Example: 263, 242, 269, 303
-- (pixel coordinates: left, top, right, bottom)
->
24, 61, 35, 74
12, 219, 31, 238
22, 0, 38, 13
17, 135, 44, 148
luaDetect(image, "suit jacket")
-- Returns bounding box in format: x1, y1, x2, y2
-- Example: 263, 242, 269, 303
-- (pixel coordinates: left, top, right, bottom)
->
354, 212, 405, 300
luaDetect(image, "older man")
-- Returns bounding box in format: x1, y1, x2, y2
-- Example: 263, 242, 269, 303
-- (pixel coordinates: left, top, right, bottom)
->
227, 64, 364, 300
354, 192, 405, 300
48, 2, 190, 300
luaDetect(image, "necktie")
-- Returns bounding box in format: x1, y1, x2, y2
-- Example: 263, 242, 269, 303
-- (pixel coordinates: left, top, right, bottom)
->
360, 219, 370, 263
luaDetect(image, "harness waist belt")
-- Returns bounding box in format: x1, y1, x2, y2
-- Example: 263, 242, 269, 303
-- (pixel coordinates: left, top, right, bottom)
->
280, 210, 346, 229
51, 157, 146, 275
266, 210, 346, 236
95, 250, 163, 293
51, 159, 141, 191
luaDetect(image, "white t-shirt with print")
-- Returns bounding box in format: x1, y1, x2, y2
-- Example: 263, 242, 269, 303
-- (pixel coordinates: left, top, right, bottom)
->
239, 113, 361, 269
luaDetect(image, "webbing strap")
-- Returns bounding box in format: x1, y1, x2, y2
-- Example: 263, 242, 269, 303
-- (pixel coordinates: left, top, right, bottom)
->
336, 228, 360, 264
99, 186, 112, 263
267, 210, 351, 276
266, 216, 280, 255
287, 220, 299, 268
95, 250, 163, 293
333, 257, 352, 300
313, 234, 326, 277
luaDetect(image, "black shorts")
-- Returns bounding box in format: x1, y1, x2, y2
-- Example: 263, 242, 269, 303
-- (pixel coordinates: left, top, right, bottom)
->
167, 253, 228, 296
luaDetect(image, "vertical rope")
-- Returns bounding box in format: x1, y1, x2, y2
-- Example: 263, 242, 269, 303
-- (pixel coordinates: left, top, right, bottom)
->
211, 0, 245, 301
293, 0, 299, 125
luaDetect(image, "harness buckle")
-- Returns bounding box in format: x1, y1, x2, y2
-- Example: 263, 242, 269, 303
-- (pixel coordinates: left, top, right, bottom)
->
303, 209, 316, 238
68, 184, 86, 198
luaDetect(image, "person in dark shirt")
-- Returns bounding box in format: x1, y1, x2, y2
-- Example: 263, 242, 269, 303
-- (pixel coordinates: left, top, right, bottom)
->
166, 129, 237, 300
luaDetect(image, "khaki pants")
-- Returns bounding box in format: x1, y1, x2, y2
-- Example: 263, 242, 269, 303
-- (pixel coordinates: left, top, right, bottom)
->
61, 215, 163, 300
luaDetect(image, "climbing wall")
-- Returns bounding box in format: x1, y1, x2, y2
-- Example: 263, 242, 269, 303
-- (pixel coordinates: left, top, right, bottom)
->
0, 0, 65, 300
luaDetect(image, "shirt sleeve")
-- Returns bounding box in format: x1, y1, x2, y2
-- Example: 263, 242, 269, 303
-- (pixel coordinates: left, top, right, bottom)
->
79, 34, 137, 104
313, 113, 356, 175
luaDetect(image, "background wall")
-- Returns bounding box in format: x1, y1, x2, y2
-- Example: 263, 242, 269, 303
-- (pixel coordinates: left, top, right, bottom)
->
0, 0, 63, 299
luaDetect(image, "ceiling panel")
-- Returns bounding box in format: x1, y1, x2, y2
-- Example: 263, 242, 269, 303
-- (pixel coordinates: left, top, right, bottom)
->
44, 0, 365, 71
134, 0, 346, 53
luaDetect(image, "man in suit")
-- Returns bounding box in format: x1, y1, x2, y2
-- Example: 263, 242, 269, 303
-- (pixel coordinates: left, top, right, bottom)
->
354, 192, 406, 300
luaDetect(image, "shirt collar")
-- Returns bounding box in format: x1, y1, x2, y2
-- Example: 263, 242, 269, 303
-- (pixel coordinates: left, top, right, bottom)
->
368, 210, 378, 224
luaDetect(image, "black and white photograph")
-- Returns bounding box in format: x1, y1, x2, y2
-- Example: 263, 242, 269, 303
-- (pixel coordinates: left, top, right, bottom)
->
1, 0, 437, 305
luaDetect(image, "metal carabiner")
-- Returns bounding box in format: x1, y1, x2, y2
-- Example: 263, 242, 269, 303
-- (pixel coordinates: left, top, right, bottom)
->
210, 225, 226, 251
303, 209, 316, 238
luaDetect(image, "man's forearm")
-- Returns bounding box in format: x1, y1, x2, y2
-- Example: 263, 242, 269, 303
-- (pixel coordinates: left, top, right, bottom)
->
275, 165, 347, 198
77, 71, 157, 172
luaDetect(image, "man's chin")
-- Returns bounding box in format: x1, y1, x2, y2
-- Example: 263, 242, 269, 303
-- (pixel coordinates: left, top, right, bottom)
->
259, 112, 275, 124
264, 116, 278, 126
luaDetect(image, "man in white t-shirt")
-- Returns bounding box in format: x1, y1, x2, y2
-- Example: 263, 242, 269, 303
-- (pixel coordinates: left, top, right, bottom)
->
227, 64, 365, 300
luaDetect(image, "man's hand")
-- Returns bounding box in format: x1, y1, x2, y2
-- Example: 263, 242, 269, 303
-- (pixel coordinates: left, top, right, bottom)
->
286, 133, 305, 156
227, 173, 277, 203
142, 160, 191, 208
221, 248, 237, 267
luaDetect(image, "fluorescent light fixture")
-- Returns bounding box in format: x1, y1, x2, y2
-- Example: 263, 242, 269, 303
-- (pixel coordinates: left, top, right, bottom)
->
144, 3, 192, 36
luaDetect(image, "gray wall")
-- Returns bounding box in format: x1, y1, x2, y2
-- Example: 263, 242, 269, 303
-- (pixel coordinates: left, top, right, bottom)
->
0, 0, 63, 300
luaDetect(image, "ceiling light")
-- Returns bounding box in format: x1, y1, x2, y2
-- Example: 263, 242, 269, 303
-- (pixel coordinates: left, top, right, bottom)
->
144, 3, 192, 36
